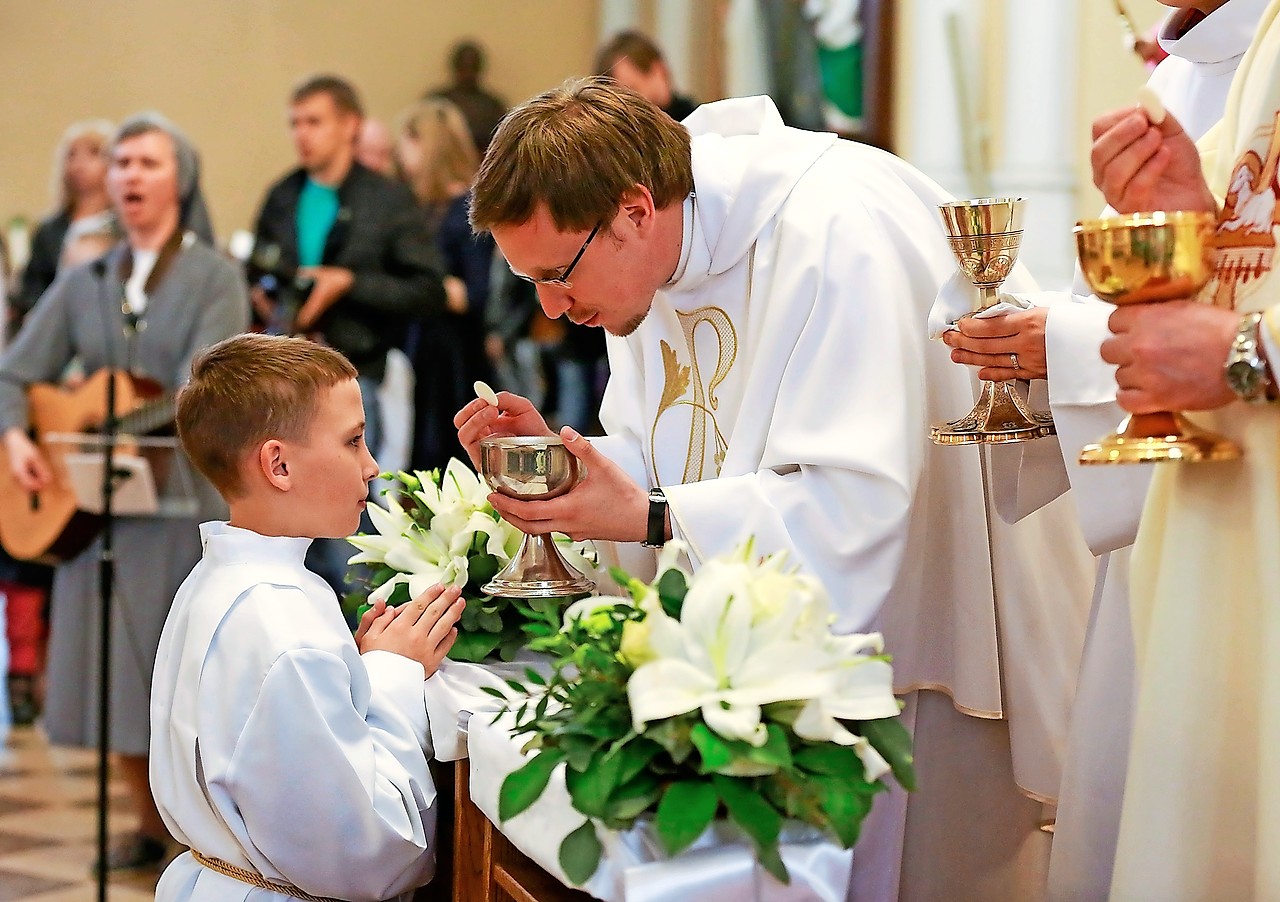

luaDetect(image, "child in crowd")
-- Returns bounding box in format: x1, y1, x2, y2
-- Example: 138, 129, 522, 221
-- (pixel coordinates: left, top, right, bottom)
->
150, 333, 463, 901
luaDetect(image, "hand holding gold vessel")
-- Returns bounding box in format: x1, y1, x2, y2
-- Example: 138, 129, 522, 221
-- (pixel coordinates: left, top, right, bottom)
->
1075, 210, 1241, 464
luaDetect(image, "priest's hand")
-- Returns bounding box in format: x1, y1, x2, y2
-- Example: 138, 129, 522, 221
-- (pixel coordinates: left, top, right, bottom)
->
454, 392, 554, 470
1101, 301, 1237, 413
487, 427, 650, 544
942, 308, 1049, 381
1090, 107, 1216, 215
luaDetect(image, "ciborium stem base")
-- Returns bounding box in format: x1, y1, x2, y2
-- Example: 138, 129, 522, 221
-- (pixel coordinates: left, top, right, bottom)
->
482, 533, 595, 598
930, 379, 1057, 445
1078, 411, 1242, 465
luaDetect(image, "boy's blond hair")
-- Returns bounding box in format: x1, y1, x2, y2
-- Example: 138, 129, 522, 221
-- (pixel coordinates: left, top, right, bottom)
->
177, 334, 357, 499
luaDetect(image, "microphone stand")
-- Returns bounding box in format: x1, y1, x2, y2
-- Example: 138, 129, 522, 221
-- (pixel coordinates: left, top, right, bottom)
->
95, 305, 138, 901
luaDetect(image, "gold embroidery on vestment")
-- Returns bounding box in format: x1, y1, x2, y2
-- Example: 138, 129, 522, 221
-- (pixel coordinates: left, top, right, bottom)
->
1210, 111, 1280, 311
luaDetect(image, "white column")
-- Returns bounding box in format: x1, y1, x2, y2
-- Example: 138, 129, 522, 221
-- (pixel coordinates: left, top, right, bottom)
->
599, 0, 641, 41
991, 0, 1079, 291
655, 0, 694, 95
901, 0, 988, 200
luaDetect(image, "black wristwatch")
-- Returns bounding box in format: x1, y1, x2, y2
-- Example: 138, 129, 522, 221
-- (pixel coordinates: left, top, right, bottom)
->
644, 487, 668, 548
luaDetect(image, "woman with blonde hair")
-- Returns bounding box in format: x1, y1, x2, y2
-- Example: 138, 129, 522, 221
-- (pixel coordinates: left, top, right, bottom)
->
395, 98, 496, 470
14, 120, 117, 319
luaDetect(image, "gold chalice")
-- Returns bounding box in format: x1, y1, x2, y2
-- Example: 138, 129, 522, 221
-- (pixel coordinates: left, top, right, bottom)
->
934, 197, 1056, 444
479, 435, 596, 598
1074, 210, 1241, 464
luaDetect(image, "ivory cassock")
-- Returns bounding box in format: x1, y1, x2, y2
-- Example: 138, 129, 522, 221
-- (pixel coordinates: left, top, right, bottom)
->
589, 96, 1094, 901
1038, 5, 1266, 898
1108, 3, 1280, 897
150, 523, 439, 902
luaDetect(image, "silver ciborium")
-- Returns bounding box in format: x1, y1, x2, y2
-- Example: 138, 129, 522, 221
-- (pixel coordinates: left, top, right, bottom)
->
933, 197, 1056, 444
479, 435, 596, 598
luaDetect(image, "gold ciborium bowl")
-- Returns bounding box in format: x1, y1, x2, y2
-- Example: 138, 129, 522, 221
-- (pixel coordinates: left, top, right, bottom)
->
1074, 210, 1240, 464
479, 435, 595, 598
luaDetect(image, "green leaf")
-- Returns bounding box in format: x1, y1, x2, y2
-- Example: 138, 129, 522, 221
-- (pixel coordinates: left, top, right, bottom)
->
750, 724, 792, 769
756, 840, 791, 885
565, 748, 624, 817
646, 718, 695, 764
656, 568, 687, 617
655, 781, 718, 856
860, 717, 916, 790
616, 739, 661, 786
603, 772, 662, 823
793, 743, 859, 777
523, 667, 547, 687
447, 630, 502, 663
498, 750, 564, 822
559, 820, 603, 885
477, 610, 505, 633
690, 723, 734, 772
713, 775, 782, 849
817, 776, 872, 847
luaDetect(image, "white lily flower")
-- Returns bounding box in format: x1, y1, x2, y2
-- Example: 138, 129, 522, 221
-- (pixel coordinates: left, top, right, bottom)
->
627, 559, 835, 747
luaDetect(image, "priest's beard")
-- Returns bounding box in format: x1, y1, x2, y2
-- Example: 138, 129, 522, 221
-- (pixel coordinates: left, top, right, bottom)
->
610, 304, 651, 338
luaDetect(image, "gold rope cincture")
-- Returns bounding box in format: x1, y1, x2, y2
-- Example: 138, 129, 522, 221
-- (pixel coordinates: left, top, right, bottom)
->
190, 849, 344, 902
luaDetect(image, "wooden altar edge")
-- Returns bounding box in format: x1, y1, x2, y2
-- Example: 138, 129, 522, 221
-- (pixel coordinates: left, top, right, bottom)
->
436, 758, 595, 902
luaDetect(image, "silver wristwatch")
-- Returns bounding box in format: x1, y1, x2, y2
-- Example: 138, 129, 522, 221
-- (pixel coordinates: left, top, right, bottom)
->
1224, 312, 1274, 403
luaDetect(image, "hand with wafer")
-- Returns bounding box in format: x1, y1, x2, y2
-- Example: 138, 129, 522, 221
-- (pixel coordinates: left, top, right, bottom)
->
1090, 93, 1216, 215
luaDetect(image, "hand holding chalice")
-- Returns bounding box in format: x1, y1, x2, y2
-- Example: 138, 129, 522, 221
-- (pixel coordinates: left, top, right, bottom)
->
479, 435, 596, 598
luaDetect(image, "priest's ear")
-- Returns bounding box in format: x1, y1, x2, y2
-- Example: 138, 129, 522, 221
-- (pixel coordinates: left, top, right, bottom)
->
256, 439, 293, 492
618, 184, 657, 234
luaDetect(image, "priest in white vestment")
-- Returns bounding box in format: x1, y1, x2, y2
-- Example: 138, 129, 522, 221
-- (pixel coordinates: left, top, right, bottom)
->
940, 3, 1267, 897
1087, 1, 1280, 897
456, 78, 1095, 901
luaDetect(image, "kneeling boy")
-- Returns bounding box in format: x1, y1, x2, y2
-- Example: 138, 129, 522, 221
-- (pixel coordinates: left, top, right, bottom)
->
151, 333, 463, 901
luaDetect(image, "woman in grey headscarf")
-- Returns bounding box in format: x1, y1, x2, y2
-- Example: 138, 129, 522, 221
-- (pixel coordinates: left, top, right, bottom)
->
0, 110, 247, 871
118, 111, 216, 245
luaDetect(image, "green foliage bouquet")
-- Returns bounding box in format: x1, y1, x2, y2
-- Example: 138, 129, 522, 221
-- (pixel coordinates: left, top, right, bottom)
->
346, 458, 596, 663
495, 540, 915, 885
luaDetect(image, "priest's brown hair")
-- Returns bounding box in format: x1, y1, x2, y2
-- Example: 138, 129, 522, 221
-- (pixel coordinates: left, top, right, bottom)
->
176, 333, 357, 499
470, 76, 692, 233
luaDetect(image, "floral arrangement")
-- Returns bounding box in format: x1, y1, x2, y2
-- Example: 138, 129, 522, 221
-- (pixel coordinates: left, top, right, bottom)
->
494, 540, 914, 885
346, 458, 596, 663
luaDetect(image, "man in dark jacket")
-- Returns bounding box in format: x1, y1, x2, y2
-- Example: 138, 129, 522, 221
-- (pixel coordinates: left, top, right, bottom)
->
250, 74, 446, 448
249, 74, 446, 590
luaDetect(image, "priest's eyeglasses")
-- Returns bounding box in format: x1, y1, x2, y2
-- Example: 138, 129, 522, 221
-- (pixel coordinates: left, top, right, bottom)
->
511, 222, 602, 289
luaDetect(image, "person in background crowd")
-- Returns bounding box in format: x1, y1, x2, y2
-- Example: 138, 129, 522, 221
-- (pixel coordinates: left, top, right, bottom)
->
12, 120, 117, 322
355, 118, 395, 177
425, 39, 508, 156
248, 73, 448, 593
0, 112, 248, 871
594, 29, 698, 121
394, 97, 490, 471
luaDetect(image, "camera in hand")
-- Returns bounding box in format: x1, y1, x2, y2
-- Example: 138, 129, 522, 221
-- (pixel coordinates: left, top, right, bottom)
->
247, 241, 314, 335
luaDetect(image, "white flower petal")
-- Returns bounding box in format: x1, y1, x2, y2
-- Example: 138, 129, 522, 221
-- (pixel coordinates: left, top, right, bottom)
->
701, 697, 768, 747
368, 574, 410, 605
627, 659, 717, 730
853, 735, 892, 783
824, 660, 900, 721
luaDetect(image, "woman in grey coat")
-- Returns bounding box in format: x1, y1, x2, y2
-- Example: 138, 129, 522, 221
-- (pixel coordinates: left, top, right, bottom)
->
0, 113, 247, 871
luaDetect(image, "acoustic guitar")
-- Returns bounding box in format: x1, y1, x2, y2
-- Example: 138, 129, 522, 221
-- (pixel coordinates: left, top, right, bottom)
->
0, 369, 175, 563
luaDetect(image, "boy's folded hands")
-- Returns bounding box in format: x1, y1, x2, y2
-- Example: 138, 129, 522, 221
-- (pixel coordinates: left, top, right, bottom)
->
357, 584, 465, 677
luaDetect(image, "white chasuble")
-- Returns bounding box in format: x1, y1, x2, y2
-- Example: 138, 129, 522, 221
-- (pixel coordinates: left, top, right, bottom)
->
591, 97, 1093, 900
1044, 7, 1264, 897
1111, 4, 1280, 898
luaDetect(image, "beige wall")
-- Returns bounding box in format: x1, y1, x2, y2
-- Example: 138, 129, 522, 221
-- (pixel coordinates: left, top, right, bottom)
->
0, 0, 598, 238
